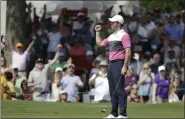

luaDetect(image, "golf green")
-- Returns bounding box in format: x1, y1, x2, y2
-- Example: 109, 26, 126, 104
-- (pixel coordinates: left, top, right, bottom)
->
1, 100, 184, 118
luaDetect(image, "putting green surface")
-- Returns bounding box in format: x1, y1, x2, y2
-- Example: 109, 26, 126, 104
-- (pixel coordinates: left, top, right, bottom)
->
1, 100, 184, 118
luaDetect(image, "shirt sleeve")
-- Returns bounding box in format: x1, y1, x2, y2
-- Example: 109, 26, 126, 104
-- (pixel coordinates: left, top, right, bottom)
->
28, 71, 34, 83
102, 37, 109, 46
76, 76, 83, 87
121, 34, 131, 49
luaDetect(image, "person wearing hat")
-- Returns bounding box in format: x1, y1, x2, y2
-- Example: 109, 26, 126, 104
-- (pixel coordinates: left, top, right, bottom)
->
12, 36, 36, 77
28, 45, 62, 102
152, 65, 170, 104
51, 67, 63, 102
60, 63, 84, 102
95, 15, 131, 118
89, 60, 110, 103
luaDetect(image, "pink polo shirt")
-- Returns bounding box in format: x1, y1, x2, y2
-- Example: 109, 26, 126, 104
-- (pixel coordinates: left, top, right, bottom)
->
102, 29, 131, 61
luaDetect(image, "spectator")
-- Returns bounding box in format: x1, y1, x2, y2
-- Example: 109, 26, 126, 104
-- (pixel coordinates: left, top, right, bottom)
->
127, 84, 139, 103
129, 53, 141, 75
152, 65, 170, 104
171, 70, 185, 101
138, 63, 155, 103
165, 50, 179, 76
137, 18, 151, 51
60, 63, 84, 102
51, 67, 63, 102
3, 72, 16, 100
14, 66, 27, 98
125, 66, 138, 96
89, 61, 110, 103
51, 52, 72, 74
69, 40, 86, 56
21, 80, 33, 100
90, 57, 101, 77
59, 90, 68, 102
164, 18, 183, 45
150, 53, 161, 75
1, 56, 12, 75
28, 45, 62, 101
47, 24, 63, 60
34, 22, 49, 58
168, 81, 180, 103
12, 38, 35, 77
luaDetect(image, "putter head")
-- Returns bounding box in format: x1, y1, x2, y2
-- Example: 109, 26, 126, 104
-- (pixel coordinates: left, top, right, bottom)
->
101, 108, 107, 113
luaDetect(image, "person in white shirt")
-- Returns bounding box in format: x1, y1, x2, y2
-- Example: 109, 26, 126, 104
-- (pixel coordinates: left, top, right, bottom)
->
12, 37, 35, 77
89, 60, 110, 103
60, 63, 84, 102
47, 24, 63, 60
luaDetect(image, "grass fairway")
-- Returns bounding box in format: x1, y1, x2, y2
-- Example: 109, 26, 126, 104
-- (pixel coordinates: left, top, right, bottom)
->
1, 100, 184, 118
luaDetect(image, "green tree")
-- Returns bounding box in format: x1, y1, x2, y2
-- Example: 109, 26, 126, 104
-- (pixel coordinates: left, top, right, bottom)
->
5, 0, 27, 64
140, 0, 182, 12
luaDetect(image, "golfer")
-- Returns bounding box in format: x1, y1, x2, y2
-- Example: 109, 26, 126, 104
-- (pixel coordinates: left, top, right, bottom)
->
95, 15, 131, 118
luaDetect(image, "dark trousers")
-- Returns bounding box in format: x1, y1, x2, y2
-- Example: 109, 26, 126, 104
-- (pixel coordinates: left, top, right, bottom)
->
108, 59, 127, 117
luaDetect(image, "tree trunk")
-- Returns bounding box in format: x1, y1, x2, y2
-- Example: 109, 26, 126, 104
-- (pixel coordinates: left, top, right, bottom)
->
5, 0, 27, 64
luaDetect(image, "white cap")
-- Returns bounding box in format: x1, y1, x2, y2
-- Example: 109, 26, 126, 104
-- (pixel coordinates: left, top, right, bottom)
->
158, 65, 166, 72
55, 67, 63, 72
108, 15, 124, 24
77, 12, 85, 16
59, 90, 68, 95
94, 57, 102, 62
67, 63, 75, 68
86, 50, 93, 56
13, 65, 19, 69
100, 61, 108, 66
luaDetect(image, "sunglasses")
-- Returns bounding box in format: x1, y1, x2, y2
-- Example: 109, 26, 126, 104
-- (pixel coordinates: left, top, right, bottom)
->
17, 47, 22, 49
36, 61, 44, 64
143, 67, 149, 70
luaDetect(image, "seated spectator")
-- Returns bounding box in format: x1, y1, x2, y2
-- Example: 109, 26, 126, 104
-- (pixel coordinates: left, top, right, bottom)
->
152, 65, 170, 104
127, 84, 139, 103
90, 57, 101, 77
3, 72, 16, 100
13, 67, 27, 98
51, 67, 63, 102
168, 81, 180, 103
28, 45, 62, 101
89, 61, 110, 103
129, 53, 141, 75
171, 70, 185, 101
12, 38, 35, 77
59, 90, 68, 102
1, 56, 12, 75
125, 66, 138, 95
21, 80, 33, 100
138, 63, 155, 103
60, 63, 84, 102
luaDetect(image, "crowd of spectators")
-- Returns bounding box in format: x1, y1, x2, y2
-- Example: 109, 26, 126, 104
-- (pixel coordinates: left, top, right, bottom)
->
1, 3, 185, 104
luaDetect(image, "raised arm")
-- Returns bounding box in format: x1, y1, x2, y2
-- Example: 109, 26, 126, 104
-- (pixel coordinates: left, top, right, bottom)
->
26, 36, 36, 53
48, 45, 63, 66
95, 25, 107, 47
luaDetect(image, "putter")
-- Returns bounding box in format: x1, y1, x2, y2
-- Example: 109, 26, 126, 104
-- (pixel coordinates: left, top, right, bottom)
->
101, 74, 126, 113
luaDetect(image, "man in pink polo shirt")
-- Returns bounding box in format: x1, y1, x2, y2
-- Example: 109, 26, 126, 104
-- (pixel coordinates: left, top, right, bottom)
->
95, 15, 131, 118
